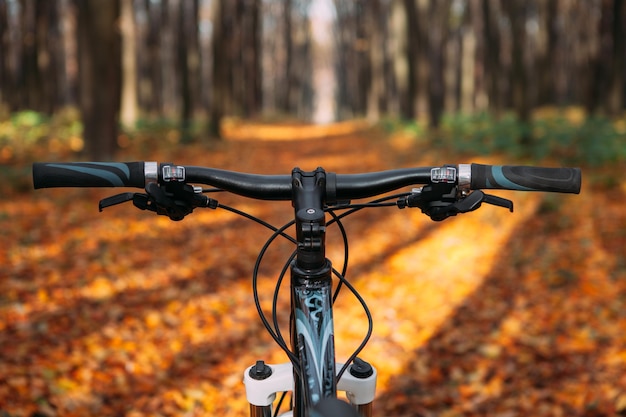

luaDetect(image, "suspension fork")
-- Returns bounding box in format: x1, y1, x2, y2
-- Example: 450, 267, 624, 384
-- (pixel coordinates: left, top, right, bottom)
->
247, 168, 375, 417
290, 167, 337, 417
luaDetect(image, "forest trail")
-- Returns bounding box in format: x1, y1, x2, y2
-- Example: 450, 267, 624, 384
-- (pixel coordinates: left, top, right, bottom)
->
1, 127, 625, 416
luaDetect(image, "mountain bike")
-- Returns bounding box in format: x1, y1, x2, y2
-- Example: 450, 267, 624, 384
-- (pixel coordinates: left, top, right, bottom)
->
32, 161, 581, 417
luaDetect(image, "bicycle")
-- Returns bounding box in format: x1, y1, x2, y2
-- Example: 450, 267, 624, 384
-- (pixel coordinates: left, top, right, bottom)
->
32, 161, 581, 417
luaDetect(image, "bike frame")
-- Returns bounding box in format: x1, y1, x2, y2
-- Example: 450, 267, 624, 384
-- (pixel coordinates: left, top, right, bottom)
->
243, 167, 376, 417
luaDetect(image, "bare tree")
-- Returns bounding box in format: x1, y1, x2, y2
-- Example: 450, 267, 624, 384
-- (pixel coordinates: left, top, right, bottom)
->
481, 0, 502, 114
366, 0, 384, 121
503, 0, 532, 143
0, 0, 12, 110
403, 0, 419, 119
607, 0, 625, 115
210, 0, 232, 137
76, 0, 121, 159
427, 0, 451, 128
120, 0, 137, 128
178, 0, 199, 142
17, 0, 43, 112
389, 0, 409, 117
281, 0, 293, 113
536, 0, 560, 106
241, 0, 262, 117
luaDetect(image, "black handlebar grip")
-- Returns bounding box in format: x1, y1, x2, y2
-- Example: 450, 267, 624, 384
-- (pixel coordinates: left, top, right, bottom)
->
33, 162, 145, 189
470, 163, 581, 194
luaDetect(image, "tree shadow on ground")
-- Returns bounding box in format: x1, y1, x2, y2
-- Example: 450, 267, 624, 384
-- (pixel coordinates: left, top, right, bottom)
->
375, 195, 626, 417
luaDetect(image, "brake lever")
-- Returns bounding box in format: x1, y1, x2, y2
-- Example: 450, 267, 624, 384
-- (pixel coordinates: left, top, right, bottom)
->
99, 183, 218, 221
483, 194, 514, 212
99, 192, 140, 212
99, 192, 160, 214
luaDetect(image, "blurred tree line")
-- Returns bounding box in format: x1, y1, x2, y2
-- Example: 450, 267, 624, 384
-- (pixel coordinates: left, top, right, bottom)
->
0, 0, 624, 159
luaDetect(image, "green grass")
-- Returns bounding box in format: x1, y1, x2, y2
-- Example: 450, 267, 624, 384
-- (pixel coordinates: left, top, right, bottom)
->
390, 110, 626, 167
0, 109, 217, 165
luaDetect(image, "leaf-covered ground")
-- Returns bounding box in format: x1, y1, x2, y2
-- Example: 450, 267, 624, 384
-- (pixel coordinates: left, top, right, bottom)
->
1, 125, 625, 416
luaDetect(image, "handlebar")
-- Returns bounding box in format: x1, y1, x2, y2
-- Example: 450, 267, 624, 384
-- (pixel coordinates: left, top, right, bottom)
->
32, 161, 147, 188
32, 162, 581, 199
469, 164, 581, 194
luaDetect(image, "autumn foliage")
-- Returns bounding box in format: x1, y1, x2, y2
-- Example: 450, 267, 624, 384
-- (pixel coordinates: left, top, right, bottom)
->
1, 125, 625, 416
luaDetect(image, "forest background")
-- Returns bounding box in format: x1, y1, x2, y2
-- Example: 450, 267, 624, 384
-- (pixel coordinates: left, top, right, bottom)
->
0, 0, 625, 163
1, 0, 626, 416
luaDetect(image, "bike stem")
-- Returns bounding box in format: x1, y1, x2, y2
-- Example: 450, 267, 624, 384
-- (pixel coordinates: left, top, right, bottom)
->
292, 167, 328, 270
290, 167, 337, 416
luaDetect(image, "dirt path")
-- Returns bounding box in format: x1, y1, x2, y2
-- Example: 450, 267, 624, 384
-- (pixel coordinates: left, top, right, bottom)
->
1, 128, 625, 416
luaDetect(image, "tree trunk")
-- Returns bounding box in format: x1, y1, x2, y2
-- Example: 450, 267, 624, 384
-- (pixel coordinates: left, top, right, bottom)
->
35, 0, 62, 114
178, 0, 198, 142
366, 0, 383, 121
403, 0, 419, 119
0, 0, 13, 110
18, 0, 43, 111
242, 0, 261, 117
210, 0, 232, 137
585, 0, 611, 115
144, 0, 162, 114
120, 0, 137, 129
77, 0, 121, 160
460, 9, 476, 113
310, 0, 336, 123
537, 0, 559, 106
281, 0, 293, 113
427, 0, 450, 128
292, 1, 313, 118
56, 0, 76, 108
390, 0, 409, 118
333, 1, 345, 116
481, 0, 502, 114
503, 0, 532, 144
160, 0, 178, 118
334, 1, 356, 118
607, 0, 625, 115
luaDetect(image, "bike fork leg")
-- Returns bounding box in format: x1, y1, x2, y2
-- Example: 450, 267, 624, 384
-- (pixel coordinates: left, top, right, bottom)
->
248, 398, 372, 417
356, 402, 373, 417
249, 404, 272, 417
